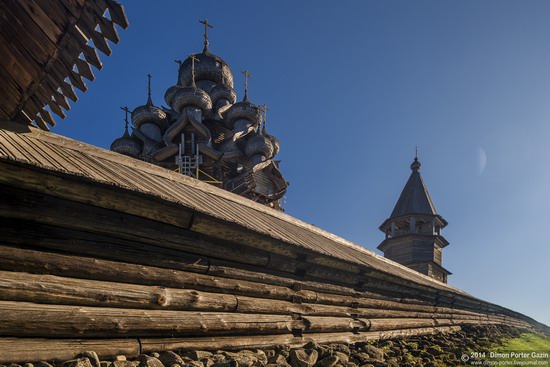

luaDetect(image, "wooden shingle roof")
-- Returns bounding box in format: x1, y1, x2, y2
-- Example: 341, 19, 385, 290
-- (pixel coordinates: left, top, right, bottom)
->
0, 0, 127, 130
389, 159, 438, 219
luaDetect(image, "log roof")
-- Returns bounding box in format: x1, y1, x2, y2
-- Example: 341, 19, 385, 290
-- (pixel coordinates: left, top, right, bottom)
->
0, 0, 128, 130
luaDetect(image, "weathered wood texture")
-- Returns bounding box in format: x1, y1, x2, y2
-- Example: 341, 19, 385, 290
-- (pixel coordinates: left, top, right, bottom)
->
0, 338, 140, 364
0, 259, 512, 322
140, 326, 464, 353
0, 326, 463, 364
0, 126, 546, 363
0, 1, 128, 128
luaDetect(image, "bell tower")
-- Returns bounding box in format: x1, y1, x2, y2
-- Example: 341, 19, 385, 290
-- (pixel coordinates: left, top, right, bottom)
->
378, 156, 451, 283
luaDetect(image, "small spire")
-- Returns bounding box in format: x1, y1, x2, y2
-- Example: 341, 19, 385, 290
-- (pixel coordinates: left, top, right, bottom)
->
188, 54, 199, 87
146, 74, 153, 106
241, 70, 252, 102
411, 147, 421, 172
120, 106, 131, 136
199, 19, 213, 53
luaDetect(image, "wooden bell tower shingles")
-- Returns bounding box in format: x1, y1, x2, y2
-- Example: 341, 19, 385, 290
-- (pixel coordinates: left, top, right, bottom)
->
378, 156, 452, 283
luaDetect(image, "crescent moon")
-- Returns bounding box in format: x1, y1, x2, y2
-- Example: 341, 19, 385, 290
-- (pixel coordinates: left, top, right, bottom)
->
477, 147, 487, 175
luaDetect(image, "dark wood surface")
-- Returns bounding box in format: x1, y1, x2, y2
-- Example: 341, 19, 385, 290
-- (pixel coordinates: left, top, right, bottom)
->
0, 0, 127, 128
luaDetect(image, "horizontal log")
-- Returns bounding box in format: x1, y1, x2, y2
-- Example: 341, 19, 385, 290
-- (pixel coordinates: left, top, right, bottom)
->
0, 220, 211, 274
0, 161, 193, 230
302, 316, 370, 333
0, 244, 294, 301
0, 300, 299, 338
0, 219, 481, 319
368, 318, 441, 331
0, 162, 468, 305
0, 270, 238, 312
0, 185, 271, 268
0, 326, 464, 363
0, 337, 140, 364
140, 326, 464, 353
0, 164, 501, 316
0, 245, 498, 320
0, 268, 494, 324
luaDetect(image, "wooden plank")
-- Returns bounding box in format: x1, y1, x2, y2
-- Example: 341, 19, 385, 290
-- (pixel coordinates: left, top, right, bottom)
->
15, 0, 63, 44
0, 300, 300, 337
0, 337, 139, 364
0, 1, 55, 63
0, 32, 37, 96
105, 0, 129, 28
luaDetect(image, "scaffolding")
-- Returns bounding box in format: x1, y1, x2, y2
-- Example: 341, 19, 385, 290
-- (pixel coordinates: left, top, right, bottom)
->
175, 132, 221, 184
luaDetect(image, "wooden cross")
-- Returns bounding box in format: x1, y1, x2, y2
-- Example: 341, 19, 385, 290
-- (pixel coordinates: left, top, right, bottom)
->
260, 104, 270, 133
199, 19, 213, 52
120, 106, 130, 130
241, 70, 252, 101
260, 103, 270, 119
188, 54, 199, 86
147, 74, 152, 98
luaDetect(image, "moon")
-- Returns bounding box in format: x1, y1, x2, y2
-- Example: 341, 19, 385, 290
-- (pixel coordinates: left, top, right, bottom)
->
477, 147, 487, 175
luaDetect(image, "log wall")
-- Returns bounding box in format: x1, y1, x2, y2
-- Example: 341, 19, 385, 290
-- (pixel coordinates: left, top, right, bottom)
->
0, 126, 547, 363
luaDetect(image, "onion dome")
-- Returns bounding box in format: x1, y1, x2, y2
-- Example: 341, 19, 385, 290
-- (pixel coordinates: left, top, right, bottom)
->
245, 131, 274, 162
209, 83, 237, 109
269, 134, 281, 157
224, 102, 261, 130
111, 107, 141, 158
178, 52, 234, 89
411, 157, 421, 171
259, 108, 280, 157
111, 128, 141, 158
165, 85, 212, 113
132, 74, 167, 133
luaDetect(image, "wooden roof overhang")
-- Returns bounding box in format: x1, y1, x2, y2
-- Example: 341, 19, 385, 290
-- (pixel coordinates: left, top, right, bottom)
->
0, 0, 128, 130
379, 213, 448, 232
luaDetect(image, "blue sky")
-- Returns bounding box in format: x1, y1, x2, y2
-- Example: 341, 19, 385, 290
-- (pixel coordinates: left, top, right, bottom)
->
55, 1, 550, 325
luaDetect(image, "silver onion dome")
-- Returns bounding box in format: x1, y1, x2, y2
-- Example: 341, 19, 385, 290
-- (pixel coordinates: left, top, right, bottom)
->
178, 52, 234, 89
166, 85, 213, 113
209, 83, 237, 109
245, 132, 274, 161
110, 128, 141, 158
224, 101, 261, 130
131, 103, 167, 130
269, 134, 281, 157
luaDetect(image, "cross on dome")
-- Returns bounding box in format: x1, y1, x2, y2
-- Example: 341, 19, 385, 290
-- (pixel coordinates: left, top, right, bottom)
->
199, 19, 213, 53
241, 70, 252, 102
